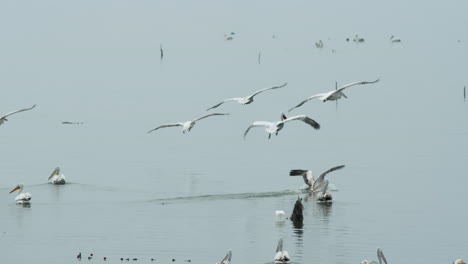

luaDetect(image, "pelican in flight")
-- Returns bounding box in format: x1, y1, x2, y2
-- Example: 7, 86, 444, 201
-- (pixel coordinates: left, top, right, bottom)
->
147, 113, 229, 134
289, 165, 345, 190
9, 184, 32, 204
48, 167, 66, 184
206, 82, 288, 110
243, 113, 320, 139
287, 79, 379, 112
0, 104, 36, 126
216, 250, 232, 264
454, 259, 466, 264
361, 247, 388, 264
274, 238, 290, 263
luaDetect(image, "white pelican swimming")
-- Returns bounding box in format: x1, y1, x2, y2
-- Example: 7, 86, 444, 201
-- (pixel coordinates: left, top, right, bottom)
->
243, 113, 320, 139
313, 179, 333, 202
289, 165, 345, 190
354, 34, 365, 43
9, 184, 32, 204
361, 247, 388, 264
0, 105, 36, 126
454, 259, 466, 264
147, 113, 229, 134
287, 79, 380, 112
206, 82, 288, 110
216, 250, 232, 264
390, 35, 401, 43
48, 167, 66, 184
274, 238, 290, 263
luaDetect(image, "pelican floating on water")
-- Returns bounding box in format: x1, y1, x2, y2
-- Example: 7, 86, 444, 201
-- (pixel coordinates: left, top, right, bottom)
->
0, 105, 36, 126
361, 247, 388, 264
48, 167, 66, 184
147, 113, 229, 134
216, 250, 232, 264
243, 113, 320, 139
454, 259, 466, 264
9, 184, 32, 204
314, 179, 333, 203
206, 82, 288, 110
274, 238, 290, 263
287, 79, 379, 112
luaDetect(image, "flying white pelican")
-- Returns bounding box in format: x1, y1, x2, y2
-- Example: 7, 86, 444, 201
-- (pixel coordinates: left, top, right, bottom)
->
0, 105, 36, 126
289, 165, 345, 190
454, 259, 466, 264
287, 79, 380, 112
9, 184, 32, 204
274, 238, 290, 263
216, 250, 232, 264
390, 35, 401, 43
243, 113, 320, 139
315, 40, 324, 48
147, 113, 229, 134
361, 247, 388, 264
48, 167, 66, 184
206, 82, 288, 111
354, 34, 365, 43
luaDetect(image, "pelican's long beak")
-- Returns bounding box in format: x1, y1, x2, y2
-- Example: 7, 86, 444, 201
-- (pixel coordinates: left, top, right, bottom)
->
9, 186, 20, 194
48, 167, 60, 180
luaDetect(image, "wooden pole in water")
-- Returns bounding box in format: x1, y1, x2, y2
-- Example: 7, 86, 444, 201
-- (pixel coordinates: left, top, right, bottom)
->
160, 44, 164, 62
464, 86, 466, 102
258, 51, 261, 64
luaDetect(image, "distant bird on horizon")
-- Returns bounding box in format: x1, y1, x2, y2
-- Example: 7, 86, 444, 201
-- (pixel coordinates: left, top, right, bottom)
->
147, 113, 229, 134
390, 35, 401, 43
9, 183, 31, 204
361, 247, 388, 264
0, 104, 36, 126
287, 79, 380, 112
354, 34, 365, 42
206, 82, 288, 110
216, 250, 232, 264
243, 113, 320, 139
274, 238, 290, 263
315, 40, 324, 48
77, 252, 82, 260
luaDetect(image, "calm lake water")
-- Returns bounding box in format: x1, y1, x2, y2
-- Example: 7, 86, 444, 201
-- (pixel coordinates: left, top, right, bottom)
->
1, 1, 467, 263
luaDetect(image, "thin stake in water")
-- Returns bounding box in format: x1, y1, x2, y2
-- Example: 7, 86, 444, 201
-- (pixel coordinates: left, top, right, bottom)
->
258, 51, 261, 64
160, 44, 164, 62
464, 86, 466, 102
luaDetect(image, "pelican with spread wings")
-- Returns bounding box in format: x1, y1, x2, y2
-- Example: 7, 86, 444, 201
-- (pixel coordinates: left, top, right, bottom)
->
288, 79, 379, 112
243, 113, 320, 139
0, 105, 36, 126
207, 82, 287, 110
147, 113, 229, 134
290, 165, 345, 190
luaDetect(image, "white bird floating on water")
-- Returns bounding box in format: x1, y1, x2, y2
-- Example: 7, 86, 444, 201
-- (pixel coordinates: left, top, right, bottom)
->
454, 259, 466, 264
390, 35, 401, 43
9, 184, 32, 204
0, 105, 36, 126
287, 79, 380, 112
147, 113, 229, 134
48, 167, 66, 184
243, 113, 320, 139
361, 247, 388, 264
275, 210, 285, 222
274, 238, 290, 263
207, 82, 288, 110
216, 250, 232, 264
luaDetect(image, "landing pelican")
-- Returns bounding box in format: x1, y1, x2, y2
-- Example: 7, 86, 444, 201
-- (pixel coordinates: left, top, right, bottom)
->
0, 105, 36, 126
287, 79, 379, 112
361, 247, 388, 264
147, 113, 229, 134
274, 238, 290, 263
313, 179, 333, 203
9, 184, 32, 204
216, 250, 232, 264
207, 82, 288, 110
243, 113, 320, 139
48, 167, 66, 184
454, 259, 466, 264
289, 165, 345, 190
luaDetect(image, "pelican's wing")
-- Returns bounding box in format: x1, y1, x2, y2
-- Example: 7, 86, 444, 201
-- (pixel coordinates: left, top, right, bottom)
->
312, 178, 329, 193
377, 248, 388, 264
220, 250, 232, 264
243, 121, 272, 139
283, 115, 320, 130
192, 113, 229, 122
48, 167, 60, 180
287, 94, 323, 112
276, 238, 283, 253
1, 104, 36, 119
313, 165, 345, 188
247, 82, 288, 99
147, 123, 182, 133
206, 98, 241, 111
335, 79, 380, 93
289, 170, 312, 186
